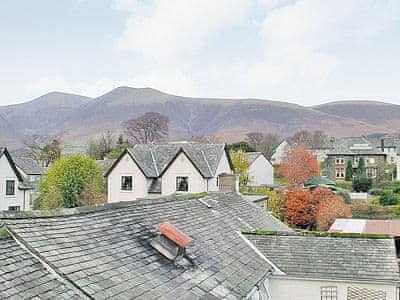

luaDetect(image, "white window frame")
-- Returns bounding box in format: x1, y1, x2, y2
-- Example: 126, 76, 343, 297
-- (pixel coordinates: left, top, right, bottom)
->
176, 176, 189, 192
5, 179, 16, 197
321, 286, 338, 300
120, 175, 134, 192
335, 157, 345, 164
335, 167, 345, 179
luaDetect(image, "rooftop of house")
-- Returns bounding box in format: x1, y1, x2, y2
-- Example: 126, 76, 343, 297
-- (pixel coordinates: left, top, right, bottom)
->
96, 158, 116, 175
244, 152, 271, 166
244, 231, 400, 283
0, 192, 291, 299
305, 176, 336, 187
10, 148, 46, 175
330, 218, 400, 237
107, 142, 231, 179
328, 137, 387, 156
0, 234, 82, 299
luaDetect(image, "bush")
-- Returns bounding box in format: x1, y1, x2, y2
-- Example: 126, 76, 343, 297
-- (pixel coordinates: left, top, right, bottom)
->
335, 180, 352, 191
379, 190, 398, 206
393, 186, 400, 194
352, 176, 373, 192
368, 188, 385, 196
351, 203, 394, 219
335, 188, 352, 204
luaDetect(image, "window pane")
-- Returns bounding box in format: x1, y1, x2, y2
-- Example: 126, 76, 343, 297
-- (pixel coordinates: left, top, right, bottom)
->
6, 180, 15, 195
176, 177, 189, 192
121, 176, 133, 191
321, 286, 337, 300
8, 206, 20, 211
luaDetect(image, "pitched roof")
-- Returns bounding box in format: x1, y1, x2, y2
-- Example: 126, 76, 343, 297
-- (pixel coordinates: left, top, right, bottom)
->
245, 233, 400, 283
328, 137, 386, 156
96, 158, 116, 174
0, 235, 82, 299
305, 176, 335, 187
108, 142, 231, 178
0, 147, 24, 182
330, 218, 400, 237
1, 193, 292, 299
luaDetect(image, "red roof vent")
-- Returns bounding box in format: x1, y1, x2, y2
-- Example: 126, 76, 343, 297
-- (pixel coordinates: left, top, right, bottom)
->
158, 222, 192, 248
150, 222, 193, 261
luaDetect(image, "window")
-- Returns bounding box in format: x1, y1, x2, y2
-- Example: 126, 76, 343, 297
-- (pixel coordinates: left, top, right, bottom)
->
366, 167, 377, 178
347, 286, 386, 300
176, 177, 189, 192
335, 157, 345, 164
8, 206, 20, 211
6, 180, 15, 196
321, 286, 337, 300
121, 176, 133, 191
335, 167, 345, 179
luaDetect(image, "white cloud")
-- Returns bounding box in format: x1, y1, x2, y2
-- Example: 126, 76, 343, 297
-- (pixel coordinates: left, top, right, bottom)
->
115, 0, 253, 61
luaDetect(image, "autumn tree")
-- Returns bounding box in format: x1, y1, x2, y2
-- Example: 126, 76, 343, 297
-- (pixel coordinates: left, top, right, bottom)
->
285, 187, 351, 230
279, 146, 320, 186
123, 112, 169, 144
230, 150, 250, 186
315, 191, 352, 231
285, 189, 317, 229
266, 190, 286, 221
24, 134, 62, 167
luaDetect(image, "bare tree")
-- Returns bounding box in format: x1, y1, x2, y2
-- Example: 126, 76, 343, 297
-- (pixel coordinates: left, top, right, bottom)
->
245, 132, 265, 150
24, 134, 62, 167
311, 130, 329, 148
259, 133, 281, 159
123, 112, 169, 144
87, 130, 116, 160
288, 130, 313, 148
191, 134, 220, 144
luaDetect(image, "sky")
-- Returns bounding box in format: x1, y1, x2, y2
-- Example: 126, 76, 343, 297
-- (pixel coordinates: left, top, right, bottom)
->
1, 0, 400, 106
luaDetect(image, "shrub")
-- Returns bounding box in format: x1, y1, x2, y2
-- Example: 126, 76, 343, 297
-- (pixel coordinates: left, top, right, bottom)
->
335, 188, 352, 204
351, 203, 394, 219
379, 190, 398, 206
368, 188, 385, 196
352, 176, 373, 192
335, 180, 352, 191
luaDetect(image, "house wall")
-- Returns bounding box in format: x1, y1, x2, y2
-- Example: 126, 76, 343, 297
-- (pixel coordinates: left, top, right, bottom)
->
0, 155, 27, 211
161, 152, 206, 195
207, 151, 233, 192
326, 155, 386, 182
107, 153, 148, 203
271, 141, 288, 165
269, 276, 398, 300
248, 155, 273, 186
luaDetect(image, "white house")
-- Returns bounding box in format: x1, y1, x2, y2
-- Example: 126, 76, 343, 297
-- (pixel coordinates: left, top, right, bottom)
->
105, 142, 234, 203
270, 140, 288, 165
245, 152, 274, 186
245, 232, 400, 300
0, 148, 32, 211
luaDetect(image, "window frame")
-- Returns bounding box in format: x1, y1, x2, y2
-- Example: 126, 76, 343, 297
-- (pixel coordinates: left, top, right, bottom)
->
176, 176, 189, 192
8, 206, 20, 212
335, 157, 345, 164
120, 175, 133, 191
335, 167, 345, 179
5, 179, 16, 196
320, 286, 338, 300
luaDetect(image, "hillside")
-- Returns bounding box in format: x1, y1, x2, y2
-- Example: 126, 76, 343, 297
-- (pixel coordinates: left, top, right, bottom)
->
0, 87, 397, 148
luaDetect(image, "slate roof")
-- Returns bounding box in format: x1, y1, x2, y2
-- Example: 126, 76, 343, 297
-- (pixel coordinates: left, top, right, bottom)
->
111, 142, 231, 178
328, 137, 386, 156
0, 235, 82, 299
245, 233, 400, 283
244, 152, 262, 165
10, 148, 46, 175
96, 158, 116, 175
1, 193, 291, 300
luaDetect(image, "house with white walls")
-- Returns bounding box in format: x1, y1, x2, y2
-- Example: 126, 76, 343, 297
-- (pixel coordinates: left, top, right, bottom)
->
245, 152, 274, 186
271, 140, 288, 165
105, 142, 234, 202
0, 148, 32, 211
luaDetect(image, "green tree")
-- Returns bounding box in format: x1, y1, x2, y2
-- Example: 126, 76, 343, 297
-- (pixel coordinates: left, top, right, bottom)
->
39, 155, 105, 209
230, 150, 250, 186
266, 190, 286, 221
357, 157, 366, 176
228, 141, 255, 152
352, 176, 372, 192
345, 160, 353, 181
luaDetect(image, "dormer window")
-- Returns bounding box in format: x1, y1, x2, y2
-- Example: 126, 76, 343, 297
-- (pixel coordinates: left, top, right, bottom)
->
176, 177, 189, 192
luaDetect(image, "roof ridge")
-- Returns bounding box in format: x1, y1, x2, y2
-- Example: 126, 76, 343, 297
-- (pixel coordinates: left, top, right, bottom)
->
149, 148, 159, 176
201, 149, 213, 176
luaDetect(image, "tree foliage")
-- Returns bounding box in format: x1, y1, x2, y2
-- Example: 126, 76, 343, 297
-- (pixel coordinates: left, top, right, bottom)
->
285, 187, 351, 230
345, 160, 353, 181
352, 176, 372, 192
228, 141, 255, 152
357, 157, 366, 176
279, 146, 320, 186
123, 112, 169, 144
39, 155, 105, 209
230, 150, 250, 186
24, 134, 62, 167
88, 132, 129, 160
266, 190, 286, 221
245, 132, 281, 159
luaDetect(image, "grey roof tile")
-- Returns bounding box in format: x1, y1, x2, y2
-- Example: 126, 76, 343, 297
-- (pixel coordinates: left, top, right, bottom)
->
245, 233, 400, 283
2, 192, 291, 299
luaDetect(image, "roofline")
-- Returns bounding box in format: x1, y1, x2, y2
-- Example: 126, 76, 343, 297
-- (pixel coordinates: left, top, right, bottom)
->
104, 147, 148, 178
224, 144, 235, 173
0, 148, 24, 182
271, 274, 400, 285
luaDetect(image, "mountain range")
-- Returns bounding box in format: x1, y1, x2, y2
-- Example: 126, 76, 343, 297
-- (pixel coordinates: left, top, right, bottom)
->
1, 86, 399, 148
